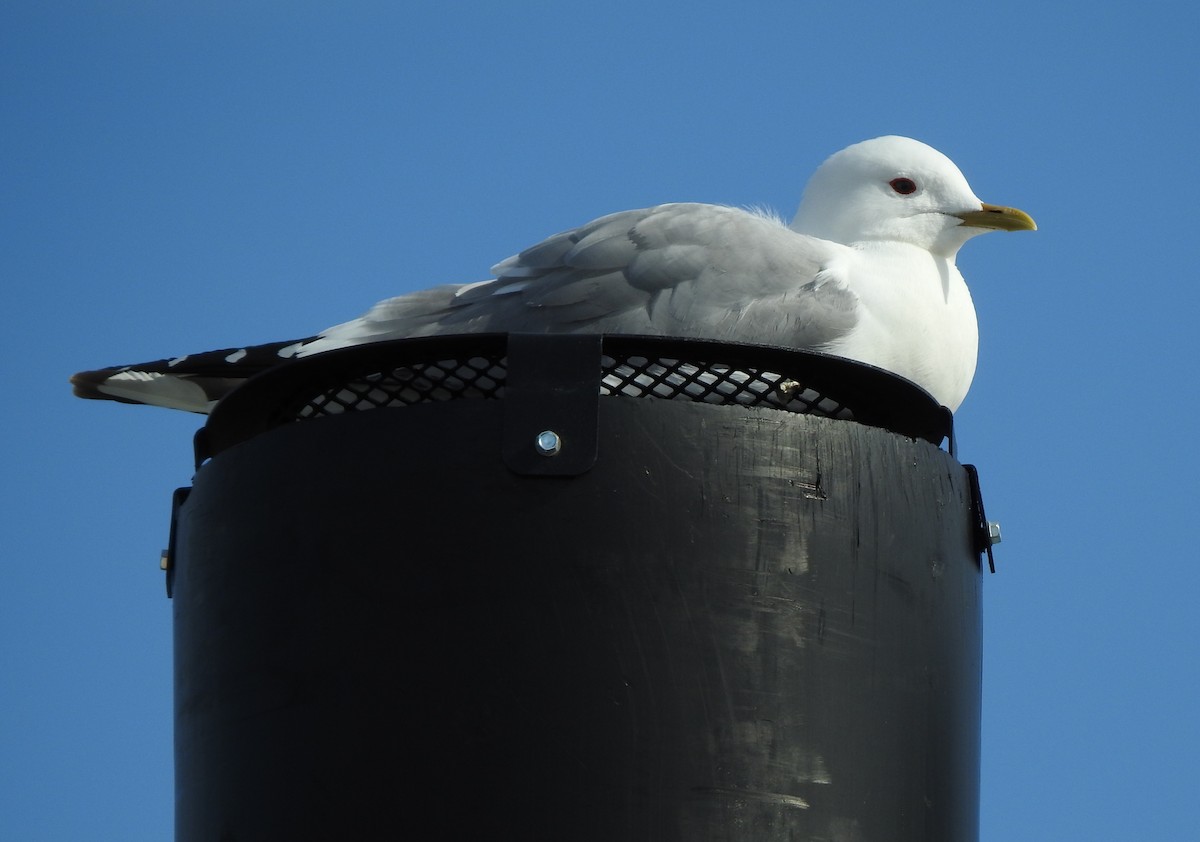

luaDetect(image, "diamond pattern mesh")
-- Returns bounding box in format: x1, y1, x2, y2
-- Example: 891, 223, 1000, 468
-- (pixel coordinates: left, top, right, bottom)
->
601, 356, 852, 419
299, 356, 507, 418
292, 351, 853, 422
202, 335, 950, 464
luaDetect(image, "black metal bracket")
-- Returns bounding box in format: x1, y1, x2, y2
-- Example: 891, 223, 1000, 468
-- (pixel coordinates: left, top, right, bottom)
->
963, 464, 996, 573
193, 427, 211, 471
502, 333, 602, 477
163, 486, 191, 598
944, 407, 957, 459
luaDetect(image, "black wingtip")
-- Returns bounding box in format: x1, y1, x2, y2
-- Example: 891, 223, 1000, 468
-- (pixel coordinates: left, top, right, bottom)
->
70, 368, 112, 400
69, 335, 323, 409
69, 368, 145, 405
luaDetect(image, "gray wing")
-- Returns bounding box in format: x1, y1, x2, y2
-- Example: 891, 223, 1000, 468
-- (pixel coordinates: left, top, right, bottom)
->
72, 203, 861, 412
303, 203, 859, 354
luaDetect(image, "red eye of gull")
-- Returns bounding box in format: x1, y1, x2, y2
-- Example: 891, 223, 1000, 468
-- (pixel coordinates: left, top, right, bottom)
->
889, 177, 918, 195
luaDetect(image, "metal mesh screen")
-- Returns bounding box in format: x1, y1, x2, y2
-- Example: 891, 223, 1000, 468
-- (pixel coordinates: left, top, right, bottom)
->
602, 356, 853, 419
294, 351, 852, 421
299, 355, 507, 417
201, 334, 950, 463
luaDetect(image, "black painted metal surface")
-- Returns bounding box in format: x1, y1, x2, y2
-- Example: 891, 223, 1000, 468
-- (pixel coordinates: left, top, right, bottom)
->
173, 375, 981, 840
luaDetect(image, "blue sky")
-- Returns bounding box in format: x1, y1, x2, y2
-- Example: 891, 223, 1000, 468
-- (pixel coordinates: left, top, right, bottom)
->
4, 3, 1198, 839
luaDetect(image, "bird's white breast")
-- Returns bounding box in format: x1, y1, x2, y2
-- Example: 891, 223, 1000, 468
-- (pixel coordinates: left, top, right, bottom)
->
825, 242, 978, 411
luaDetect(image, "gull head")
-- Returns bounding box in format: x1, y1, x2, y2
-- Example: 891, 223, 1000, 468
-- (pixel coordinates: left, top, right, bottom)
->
791, 136, 1035, 257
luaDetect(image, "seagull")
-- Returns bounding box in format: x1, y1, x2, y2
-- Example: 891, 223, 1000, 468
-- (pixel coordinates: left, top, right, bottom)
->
70, 136, 1034, 414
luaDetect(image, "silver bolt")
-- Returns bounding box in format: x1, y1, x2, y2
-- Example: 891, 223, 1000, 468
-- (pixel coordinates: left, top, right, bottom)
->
535, 430, 562, 456
987, 521, 1002, 546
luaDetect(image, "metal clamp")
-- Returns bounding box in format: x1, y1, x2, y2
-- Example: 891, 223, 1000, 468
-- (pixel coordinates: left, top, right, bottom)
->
501, 334, 601, 476
963, 464, 998, 573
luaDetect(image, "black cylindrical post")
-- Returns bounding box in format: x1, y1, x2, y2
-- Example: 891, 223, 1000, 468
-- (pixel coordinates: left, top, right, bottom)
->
170, 335, 982, 841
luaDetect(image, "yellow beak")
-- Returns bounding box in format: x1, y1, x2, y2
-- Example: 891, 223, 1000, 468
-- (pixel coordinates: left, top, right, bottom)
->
956, 203, 1037, 232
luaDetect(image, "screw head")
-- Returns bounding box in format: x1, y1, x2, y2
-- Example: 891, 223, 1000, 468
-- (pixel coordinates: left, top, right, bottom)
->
535, 430, 562, 456
987, 521, 1002, 546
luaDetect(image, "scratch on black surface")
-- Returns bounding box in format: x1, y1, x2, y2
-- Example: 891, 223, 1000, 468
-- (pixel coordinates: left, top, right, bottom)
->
633, 412, 698, 481
691, 786, 811, 810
